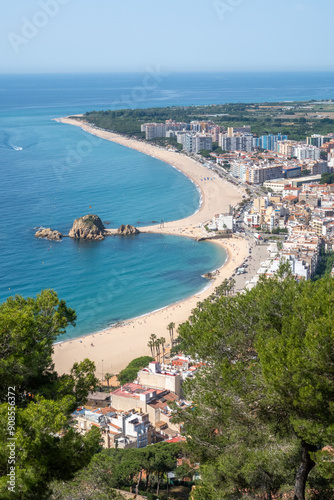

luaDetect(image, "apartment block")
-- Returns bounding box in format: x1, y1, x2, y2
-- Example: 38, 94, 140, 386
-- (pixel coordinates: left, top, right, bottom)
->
137, 362, 181, 397
294, 145, 321, 161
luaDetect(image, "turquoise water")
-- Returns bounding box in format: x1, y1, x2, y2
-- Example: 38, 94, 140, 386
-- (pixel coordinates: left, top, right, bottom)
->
1, 72, 333, 338
0, 77, 226, 339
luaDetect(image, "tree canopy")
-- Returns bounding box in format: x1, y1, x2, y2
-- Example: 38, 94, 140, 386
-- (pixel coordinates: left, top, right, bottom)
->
0, 290, 101, 499
176, 269, 334, 499
117, 356, 154, 385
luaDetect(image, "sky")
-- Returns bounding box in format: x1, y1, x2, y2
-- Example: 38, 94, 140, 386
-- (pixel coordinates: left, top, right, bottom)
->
1, 0, 334, 74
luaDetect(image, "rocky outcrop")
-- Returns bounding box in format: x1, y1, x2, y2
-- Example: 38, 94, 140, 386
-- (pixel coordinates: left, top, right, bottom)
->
69, 214, 106, 240
117, 224, 140, 236
35, 228, 62, 241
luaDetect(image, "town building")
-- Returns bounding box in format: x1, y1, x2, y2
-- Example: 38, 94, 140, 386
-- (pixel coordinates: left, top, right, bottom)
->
137, 362, 181, 397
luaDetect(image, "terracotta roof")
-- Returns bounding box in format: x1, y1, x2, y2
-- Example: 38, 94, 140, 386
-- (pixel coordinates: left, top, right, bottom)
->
163, 393, 179, 402
95, 406, 117, 415
166, 436, 186, 443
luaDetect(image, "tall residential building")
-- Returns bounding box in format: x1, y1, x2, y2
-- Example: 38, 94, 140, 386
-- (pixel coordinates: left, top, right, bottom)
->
211, 126, 221, 143
294, 146, 321, 161
176, 131, 187, 146
307, 134, 324, 147
227, 126, 251, 136
255, 134, 288, 151
190, 121, 202, 132
183, 133, 212, 153
276, 140, 297, 157
245, 164, 283, 184
142, 123, 167, 140
220, 134, 253, 152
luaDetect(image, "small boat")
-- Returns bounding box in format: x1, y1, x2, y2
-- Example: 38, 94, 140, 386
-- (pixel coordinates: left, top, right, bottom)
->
13, 146, 23, 151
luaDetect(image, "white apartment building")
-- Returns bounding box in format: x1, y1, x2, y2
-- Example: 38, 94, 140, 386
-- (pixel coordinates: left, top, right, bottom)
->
219, 134, 254, 152
142, 123, 167, 140
294, 145, 321, 161
183, 133, 212, 153
207, 214, 235, 232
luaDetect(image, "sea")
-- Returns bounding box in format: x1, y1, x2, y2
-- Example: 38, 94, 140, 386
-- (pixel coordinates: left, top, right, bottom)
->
1, 72, 334, 339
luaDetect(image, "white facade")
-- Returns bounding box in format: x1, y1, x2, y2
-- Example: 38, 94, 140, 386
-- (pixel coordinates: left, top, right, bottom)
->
294, 146, 321, 161
183, 133, 212, 153
208, 214, 235, 231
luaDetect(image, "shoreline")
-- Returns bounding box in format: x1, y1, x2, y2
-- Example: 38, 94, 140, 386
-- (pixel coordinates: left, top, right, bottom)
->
54, 247, 227, 346
52, 116, 248, 376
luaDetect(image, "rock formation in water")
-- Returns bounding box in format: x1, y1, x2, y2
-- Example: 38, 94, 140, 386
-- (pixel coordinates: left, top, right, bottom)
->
117, 224, 140, 236
35, 228, 63, 241
69, 214, 106, 240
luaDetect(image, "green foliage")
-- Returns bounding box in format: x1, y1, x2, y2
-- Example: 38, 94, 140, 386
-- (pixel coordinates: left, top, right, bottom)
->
117, 356, 154, 385
321, 172, 334, 185
49, 462, 124, 500
176, 270, 334, 499
0, 291, 101, 498
271, 227, 288, 234
81, 100, 334, 142
313, 251, 334, 281
0, 290, 76, 400
198, 149, 212, 158
49, 442, 182, 497
0, 398, 102, 499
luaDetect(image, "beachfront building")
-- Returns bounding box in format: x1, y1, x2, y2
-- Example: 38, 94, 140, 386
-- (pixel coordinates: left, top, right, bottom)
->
245, 163, 283, 184
137, 362, 182, 397
183, 133, 212, 153
141, 120, 188, 140
219, 133, 254, 152
207, 214, 235, 232
142, 123, 167, 140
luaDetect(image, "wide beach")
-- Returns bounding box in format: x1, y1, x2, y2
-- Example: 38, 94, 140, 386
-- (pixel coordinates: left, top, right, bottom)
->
52, 117, 248, 376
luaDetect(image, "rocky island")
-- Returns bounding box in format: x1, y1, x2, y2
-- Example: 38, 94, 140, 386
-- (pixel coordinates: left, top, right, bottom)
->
35, 228, 63, 241
116, 224, 140, 236
35, 216, 141, 241
69, 214, 106, 240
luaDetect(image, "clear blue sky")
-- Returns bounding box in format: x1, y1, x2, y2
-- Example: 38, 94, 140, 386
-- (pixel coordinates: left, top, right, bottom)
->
1, 0, 333, 73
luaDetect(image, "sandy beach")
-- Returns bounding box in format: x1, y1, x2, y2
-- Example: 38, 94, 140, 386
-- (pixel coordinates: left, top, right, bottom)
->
52, 117, 248, 376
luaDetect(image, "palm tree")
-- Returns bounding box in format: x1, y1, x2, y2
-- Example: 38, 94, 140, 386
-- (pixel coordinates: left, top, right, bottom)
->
149, 334, 157, 358
160, 337, 166, 364
167, 322, 175, 345
155, 338, 161, 363
147, 340, 154, 358
104, 372, 113, 390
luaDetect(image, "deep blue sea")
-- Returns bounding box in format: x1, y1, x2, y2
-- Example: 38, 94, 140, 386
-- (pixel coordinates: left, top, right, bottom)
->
1, 72, 334, 339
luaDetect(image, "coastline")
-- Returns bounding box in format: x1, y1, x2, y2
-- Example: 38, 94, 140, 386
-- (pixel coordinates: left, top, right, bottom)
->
52, 116, 248, 376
